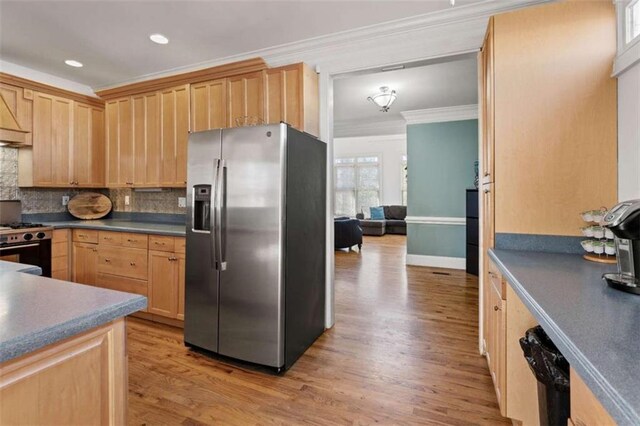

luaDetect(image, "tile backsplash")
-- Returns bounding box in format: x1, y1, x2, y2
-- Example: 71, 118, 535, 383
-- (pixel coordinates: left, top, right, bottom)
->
0, 147, 187, 215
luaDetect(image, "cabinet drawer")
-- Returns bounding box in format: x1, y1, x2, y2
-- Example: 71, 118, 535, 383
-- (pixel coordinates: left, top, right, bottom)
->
488, 259, 505, 300
99, 231, 122, 245
149, 235, 174, 252
98, 247, 148, 280
52, 229, 69, 243
96, 273, 148, 297
121, 233, 148, 249
174, 237, 185, 254
72, 229, 98, 244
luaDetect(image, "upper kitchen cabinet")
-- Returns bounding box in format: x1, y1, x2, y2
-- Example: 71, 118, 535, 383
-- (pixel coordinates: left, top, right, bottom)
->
0, 82, 33, 145
160, 85, 190, 186
265, 63, 319, 136
227, 71, 264, 127
190, 79, 227, 132
73, 103, 105, 187
132, 92, 161, 186
481, 2, 617, 237
105, 98, 134, 187
30, 92, 73, 186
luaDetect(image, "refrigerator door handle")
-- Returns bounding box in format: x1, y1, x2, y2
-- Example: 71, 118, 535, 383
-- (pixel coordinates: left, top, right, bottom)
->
211, 159, 220, 268
217, 160, 227, 271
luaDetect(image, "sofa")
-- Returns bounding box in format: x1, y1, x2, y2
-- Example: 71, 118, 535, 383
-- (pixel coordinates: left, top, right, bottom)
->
334, 217, 363, 250
359, 205, 407, 236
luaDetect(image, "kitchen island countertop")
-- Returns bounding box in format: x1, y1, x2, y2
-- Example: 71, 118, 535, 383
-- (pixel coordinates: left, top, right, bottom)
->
489, 249, 639, 425
0, 260, 146, 363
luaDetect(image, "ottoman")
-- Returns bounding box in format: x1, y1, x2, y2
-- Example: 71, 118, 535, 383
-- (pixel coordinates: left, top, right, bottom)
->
359, 219, 386, 236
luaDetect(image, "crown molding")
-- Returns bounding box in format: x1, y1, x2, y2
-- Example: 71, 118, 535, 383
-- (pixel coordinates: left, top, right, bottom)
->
401, 104, 478, 125
334, 133, 406, 143
93, 0, 553, 90
0, 72, 104, 108
334, 118, 406, 138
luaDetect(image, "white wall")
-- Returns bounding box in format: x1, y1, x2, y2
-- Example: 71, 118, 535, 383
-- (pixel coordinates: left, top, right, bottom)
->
618, 63, 640, 201
333, 134, 407, 207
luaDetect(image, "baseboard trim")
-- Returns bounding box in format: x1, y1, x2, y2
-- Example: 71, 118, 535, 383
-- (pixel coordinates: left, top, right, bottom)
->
406, 254, 466, 269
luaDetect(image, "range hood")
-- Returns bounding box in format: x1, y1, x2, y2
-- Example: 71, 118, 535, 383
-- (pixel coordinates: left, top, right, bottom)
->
0, 93, 29, 146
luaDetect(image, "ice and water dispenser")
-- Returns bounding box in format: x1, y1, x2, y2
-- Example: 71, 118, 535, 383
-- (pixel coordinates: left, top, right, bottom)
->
192, 185, 212, 232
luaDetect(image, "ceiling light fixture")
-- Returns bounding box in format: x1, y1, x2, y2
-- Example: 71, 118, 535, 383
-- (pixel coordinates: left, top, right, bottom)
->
367, 86, 397, 112
149, 33, 169, 45
450, 0, 455, 6
64, 59, 83, 68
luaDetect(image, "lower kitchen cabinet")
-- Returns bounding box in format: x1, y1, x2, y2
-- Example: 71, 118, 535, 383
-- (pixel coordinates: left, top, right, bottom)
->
51, 229, 70, 280
148, 249, 185, 320
570, 368, 616, 426
483, 257, 540, 424
72, 242, 98, 286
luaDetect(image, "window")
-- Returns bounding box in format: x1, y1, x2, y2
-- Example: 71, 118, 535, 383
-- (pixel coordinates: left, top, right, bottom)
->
401, 154, 407, 206
627, 0, 640, 44
334, 155, 381, 217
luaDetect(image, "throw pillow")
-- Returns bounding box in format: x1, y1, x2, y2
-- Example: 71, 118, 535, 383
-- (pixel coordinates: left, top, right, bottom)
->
370, 206, 385, 220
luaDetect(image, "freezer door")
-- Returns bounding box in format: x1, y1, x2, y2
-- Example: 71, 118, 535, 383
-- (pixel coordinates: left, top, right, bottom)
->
184, 129, 222, 353
218, 124, 286, 368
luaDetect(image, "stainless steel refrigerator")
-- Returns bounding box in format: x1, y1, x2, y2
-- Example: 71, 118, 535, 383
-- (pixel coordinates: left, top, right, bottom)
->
184, 123, 326, 371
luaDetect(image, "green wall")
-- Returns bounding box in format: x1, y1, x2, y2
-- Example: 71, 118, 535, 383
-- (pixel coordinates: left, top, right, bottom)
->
406, 119, 478, 258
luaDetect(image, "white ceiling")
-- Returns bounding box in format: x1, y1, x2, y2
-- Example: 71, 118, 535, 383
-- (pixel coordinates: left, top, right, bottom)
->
0, 0, 483, 89
334, 55, 478, 133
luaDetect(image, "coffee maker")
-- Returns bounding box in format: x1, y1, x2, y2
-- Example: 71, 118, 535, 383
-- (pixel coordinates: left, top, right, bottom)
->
601, 199, 640, 294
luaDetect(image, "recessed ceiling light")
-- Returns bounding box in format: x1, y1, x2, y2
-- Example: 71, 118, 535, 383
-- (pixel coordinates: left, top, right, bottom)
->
64, 59, 83, 68
149, 33, 169, 45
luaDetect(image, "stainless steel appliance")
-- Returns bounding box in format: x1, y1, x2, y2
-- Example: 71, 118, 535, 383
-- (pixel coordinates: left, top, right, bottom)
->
601, 199, 640, 294
0, 200, 53, 277
184, 123, 326, 371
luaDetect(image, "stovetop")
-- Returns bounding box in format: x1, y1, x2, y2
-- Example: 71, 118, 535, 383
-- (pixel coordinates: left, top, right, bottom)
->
0, 222, 47, 230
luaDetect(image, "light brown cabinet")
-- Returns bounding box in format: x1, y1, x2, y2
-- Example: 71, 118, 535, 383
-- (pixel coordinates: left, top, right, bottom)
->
190, 79, 227, 132
570, 368, 616, 426
265, 63, 319, 136
160, 85, 189, 186
105, 85, 189, 188
105, 98, 133, 187
227, 71, 264, 127
132, 92, 161, 186
31, 92, 73, 186
73, 102, 105, 187
0, 82, 33, 145
485, 260, 506, 416
148, 236, 186, 320
51, 229, 70, 280
72, 242, 98, 286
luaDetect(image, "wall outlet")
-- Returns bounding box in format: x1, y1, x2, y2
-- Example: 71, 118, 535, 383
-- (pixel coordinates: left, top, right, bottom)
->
124, 195, 130, 206
62, 195, 69, 206
178, 197, 186, 208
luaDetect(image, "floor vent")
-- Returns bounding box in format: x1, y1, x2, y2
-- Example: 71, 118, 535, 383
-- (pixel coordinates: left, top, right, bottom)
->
432, 271, 451, 276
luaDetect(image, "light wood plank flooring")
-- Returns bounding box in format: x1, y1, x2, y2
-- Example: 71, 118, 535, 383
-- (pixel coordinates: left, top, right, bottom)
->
128, 235, 507, 425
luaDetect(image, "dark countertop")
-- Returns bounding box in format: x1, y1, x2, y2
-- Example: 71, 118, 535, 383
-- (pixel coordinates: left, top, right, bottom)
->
43, 219, 186, 236
489, 249, 638, 425
0, 260, 147, 363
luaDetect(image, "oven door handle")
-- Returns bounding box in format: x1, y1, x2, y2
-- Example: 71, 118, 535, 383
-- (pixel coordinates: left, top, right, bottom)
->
0, 243, 40, 251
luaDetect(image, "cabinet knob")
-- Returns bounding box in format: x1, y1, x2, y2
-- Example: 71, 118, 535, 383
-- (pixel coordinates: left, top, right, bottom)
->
155, 242, 165, 245
484, 188, 491, 194
484, 172, 490, 177
105, 259, 111, 263
494, 305, 499, 311
130, 261, 136, 266
127, 239, 137, 243
92, 248, 97, 252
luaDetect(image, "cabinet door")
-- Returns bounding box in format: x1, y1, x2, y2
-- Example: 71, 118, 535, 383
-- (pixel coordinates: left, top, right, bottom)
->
0, 83, 33, 145
72, 242, 98, 285
132, 92, 161, 186
73, 103, 105, 187
265, 66, 301, 130
191, 79, 227, 132
32, 92, 73, 186
227, 71, 264, 128
148, 250, 178, 318
105, 98, 133, 187
160, 85, 189, 186
176, 252, 185, 321
481, 18, 495, 184
491, 280, 506, 415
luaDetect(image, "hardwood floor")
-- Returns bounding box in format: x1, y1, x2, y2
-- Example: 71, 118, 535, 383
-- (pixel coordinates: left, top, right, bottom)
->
128, 235, 508, 425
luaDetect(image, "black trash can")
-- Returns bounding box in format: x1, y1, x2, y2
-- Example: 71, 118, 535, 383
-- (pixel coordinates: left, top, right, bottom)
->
519, 325, 570, 426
